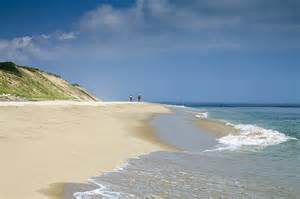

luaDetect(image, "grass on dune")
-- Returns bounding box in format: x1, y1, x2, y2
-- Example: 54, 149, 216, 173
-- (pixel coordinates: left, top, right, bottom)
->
0, 62, 74, 100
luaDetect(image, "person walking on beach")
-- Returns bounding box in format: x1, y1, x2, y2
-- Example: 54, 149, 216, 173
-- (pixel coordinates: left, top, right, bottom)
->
129, 95, 133, 102
137, 94, 142, 102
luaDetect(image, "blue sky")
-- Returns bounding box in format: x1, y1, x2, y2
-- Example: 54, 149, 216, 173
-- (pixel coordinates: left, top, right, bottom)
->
0, 0, 299, 102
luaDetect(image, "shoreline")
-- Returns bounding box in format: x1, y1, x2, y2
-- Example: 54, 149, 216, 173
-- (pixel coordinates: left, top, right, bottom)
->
0, 101, 175, 199
194, 118, 239, 138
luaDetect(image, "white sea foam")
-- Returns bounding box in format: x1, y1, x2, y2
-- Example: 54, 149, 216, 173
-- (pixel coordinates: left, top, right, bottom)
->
73, 178, 135, 199
215, 123, 296, 151
111, 162, 130, 172
165, 104, 186, 109
73, 160, 136, 199
195, 112, 208, 119
73, 179, 121, 199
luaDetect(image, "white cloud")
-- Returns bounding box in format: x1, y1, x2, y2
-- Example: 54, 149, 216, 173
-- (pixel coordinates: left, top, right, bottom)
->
0, 40, 9, 49
0, 0, 299, 64
58, 32, 77, 40
0, 36, 51, 64
11, 36, 33, 48
41, 34, 51, 39
0, 0, 242, 64
0, 36, 33, 53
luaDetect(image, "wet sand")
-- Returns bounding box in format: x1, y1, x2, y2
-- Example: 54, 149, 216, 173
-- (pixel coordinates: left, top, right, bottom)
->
151, 108, 217, 151
0, 101, 174, 199
195, 118, 238, 138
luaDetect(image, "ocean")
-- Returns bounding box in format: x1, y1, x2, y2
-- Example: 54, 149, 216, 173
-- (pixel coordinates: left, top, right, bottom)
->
74, 104, 300, 199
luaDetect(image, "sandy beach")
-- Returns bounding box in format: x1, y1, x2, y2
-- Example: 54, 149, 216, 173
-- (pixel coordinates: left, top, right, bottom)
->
195, 118, 238, 138
0, 101, 173, 199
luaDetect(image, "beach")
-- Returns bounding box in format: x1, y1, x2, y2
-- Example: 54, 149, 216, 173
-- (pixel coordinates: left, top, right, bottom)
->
71, 105, 299, 198
1, 102, 299, 199
195, 117, 238, 138
0, 101, 173, 199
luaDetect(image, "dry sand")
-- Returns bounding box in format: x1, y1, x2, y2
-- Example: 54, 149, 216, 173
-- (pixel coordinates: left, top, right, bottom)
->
0, 101, 173, 199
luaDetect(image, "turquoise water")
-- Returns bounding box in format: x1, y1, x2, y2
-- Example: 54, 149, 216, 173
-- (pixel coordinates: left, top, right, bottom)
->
194, 106, 300, 157
196, 106, 300, 139
74, 105, 300, 199
194, 106, 300, 197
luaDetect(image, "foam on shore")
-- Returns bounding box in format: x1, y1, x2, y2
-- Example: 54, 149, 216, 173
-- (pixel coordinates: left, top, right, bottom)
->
192, 110, 296, 151
195, 112, 208, 119
216, 123, 296, 151
73, 160, 136, 199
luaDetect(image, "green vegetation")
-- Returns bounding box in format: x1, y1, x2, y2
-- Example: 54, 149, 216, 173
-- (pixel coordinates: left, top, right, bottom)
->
0, 62, 98, 101
0, 62, 22, 77
72, 83, 81, 87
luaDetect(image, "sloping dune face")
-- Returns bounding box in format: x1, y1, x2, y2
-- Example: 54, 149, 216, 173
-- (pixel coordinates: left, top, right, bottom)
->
0, 62, 98, 101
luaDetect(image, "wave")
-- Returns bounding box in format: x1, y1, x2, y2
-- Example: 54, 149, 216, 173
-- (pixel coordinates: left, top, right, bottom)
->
195, 112, 208, 119
73, 162, 134, 199
165, 104, 186, 109
73, 179, 123, 199
214, 123, 296, 151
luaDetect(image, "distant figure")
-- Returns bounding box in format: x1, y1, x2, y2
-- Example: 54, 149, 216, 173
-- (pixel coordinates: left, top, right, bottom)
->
137, 94, 142, 102
129, 95, 133, 102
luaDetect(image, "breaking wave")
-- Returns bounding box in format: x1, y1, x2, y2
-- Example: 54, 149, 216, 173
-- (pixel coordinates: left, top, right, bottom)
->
215, 123, 296, 151
195, 112, 208, 119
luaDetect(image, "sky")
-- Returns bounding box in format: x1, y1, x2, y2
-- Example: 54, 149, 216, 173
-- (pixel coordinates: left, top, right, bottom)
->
0, 0, 300, 103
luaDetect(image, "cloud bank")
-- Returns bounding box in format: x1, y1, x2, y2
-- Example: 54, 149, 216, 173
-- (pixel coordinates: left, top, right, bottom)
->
1, 0, 299, 64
